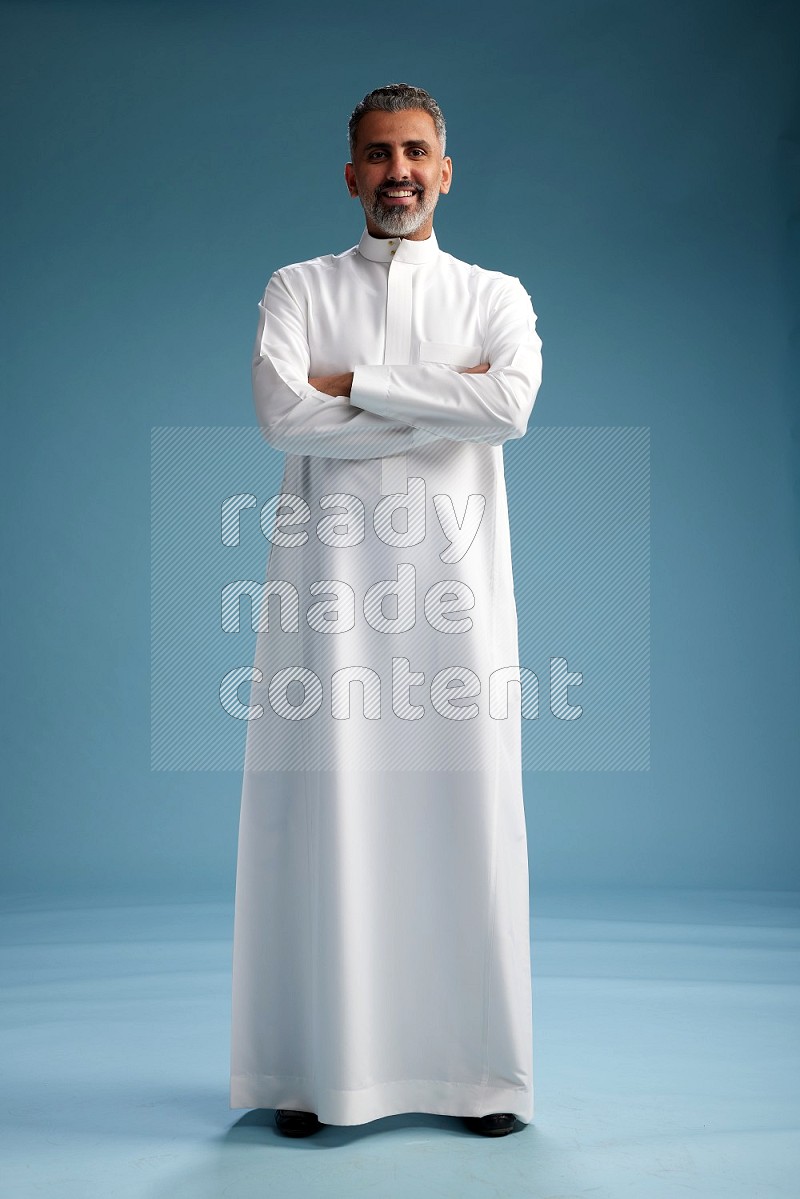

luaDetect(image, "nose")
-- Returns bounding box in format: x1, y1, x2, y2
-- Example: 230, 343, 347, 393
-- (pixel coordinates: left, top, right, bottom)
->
385, 149, 411, 179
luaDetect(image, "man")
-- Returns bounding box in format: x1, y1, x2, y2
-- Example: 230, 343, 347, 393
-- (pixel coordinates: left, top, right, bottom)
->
230, 83, 543, 1139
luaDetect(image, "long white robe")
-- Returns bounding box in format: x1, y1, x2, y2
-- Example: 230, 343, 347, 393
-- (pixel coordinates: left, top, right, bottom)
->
230, 226, 543, 1125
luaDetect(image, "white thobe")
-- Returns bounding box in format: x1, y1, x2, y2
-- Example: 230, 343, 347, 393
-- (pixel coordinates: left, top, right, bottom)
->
230, 226, 543, 1126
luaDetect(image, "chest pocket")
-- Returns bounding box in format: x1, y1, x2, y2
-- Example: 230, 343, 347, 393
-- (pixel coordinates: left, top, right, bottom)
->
418, 340, 483, 367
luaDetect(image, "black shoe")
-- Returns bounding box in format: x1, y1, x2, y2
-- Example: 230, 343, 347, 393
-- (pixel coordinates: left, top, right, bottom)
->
274, 1108, 323, 1137
463, 1112, 518, 1136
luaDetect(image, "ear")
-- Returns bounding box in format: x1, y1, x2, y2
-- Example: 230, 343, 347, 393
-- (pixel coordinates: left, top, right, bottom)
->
439, 156, 453, 195
344, 162, 359, 197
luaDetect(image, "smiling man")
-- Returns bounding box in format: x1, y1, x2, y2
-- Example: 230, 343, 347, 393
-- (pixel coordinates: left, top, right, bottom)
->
230, 83, 543, 1140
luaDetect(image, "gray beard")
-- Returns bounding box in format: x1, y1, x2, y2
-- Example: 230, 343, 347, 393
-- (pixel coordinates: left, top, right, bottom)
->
363, 188, 437, 237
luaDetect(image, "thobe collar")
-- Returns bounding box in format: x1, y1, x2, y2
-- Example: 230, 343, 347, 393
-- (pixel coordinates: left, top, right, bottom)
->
356, 226, 440, 265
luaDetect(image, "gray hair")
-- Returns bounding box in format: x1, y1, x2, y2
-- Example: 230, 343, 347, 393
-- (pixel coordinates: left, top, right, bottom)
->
348, 83, 447, 161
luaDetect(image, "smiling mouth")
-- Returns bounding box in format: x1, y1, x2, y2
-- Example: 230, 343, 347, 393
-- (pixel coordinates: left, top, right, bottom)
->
380, 188, 419, 203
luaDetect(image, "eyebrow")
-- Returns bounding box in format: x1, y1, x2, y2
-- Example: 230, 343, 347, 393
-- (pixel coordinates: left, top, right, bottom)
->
362, 139, 433, 151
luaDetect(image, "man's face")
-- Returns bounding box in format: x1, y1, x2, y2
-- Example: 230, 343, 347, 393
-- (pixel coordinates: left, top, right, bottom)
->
345, 108, 452, 240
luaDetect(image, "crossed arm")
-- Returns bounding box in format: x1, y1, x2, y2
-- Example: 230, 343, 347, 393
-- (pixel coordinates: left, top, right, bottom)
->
309, 362, 490, 397
252, 268, 542, 459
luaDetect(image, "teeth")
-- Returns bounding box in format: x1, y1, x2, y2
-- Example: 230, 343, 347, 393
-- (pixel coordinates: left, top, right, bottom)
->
384, 190, 415, 197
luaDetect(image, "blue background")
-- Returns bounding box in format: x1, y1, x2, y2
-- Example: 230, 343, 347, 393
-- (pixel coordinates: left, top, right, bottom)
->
3, 0, 799, 898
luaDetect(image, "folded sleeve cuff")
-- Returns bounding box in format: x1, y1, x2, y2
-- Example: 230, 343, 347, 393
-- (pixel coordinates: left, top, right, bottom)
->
350, 364, 393, 418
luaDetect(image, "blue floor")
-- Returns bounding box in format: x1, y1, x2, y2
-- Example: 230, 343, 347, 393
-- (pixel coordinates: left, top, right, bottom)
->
1, 887, 797, 1198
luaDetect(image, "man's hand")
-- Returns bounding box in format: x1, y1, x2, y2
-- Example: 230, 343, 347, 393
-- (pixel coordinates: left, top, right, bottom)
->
458, 362, 491, 374
309, 372, 354, 397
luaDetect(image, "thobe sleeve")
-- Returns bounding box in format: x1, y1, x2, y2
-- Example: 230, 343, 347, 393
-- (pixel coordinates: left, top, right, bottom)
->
253, 270, 424, 459
349, 276, 543, 446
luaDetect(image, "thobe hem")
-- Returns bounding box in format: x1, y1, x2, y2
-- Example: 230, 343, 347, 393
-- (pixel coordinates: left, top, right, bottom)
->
229, 1072, 533, 1126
